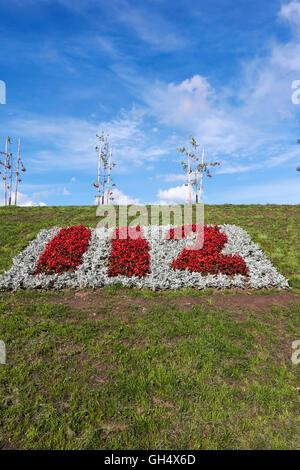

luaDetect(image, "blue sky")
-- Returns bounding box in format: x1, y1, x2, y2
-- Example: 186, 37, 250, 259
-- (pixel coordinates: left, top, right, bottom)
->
0, 0, 300, 206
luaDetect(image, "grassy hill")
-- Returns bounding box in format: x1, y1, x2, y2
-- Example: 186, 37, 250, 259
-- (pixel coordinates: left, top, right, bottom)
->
0, 204, 299, 449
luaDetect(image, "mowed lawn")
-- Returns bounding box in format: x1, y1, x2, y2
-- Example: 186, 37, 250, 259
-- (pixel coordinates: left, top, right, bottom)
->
0, 205, 299, 450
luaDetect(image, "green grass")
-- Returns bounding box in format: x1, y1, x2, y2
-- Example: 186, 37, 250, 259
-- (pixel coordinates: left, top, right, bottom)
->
0, 205, 299, 449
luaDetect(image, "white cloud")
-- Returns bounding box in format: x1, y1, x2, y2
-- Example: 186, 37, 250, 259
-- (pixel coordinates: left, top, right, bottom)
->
157, 184, 196, 205
0, 191, 46, 207
9, 107, 173, 173
111, 188, 140, 205
144, 75, 215, 127
159, 173, 187, 182
10, 116, 98, 170
94, 188, 140, 205
115, 2, 188, 51
136, 17, 300, 170
158, 177, 300, 205
279, 1, 300, 30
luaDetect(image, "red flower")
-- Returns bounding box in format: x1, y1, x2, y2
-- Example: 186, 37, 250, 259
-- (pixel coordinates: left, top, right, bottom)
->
107, 226, 150, 278
35, 225, 91, 275
170, 225, 248, 277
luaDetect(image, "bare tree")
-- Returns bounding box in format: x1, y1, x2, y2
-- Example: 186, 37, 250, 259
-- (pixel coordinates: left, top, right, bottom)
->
96, 137, 102, 206
14, 139, 21, 205
178, 143, 192, 204
93, 133, 117, 205
4, 136, 11, 206
178, 136, 221, 203
0, 137, 26, 206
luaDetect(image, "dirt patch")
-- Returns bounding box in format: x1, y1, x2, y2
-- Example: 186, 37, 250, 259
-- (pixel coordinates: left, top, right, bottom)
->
211, 291, 300, 313
169, 291, 300, 314
47, 289, 158, 318
47, 290, 105, 310
3, 287, 300, 323
17, 287, 300, 322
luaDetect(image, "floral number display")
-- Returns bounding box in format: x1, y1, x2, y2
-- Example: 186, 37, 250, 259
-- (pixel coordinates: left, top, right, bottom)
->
107, 224, 248, 279
107, 226, 151, 278
35, 225, 91, 275
168, 225, 248, 276
0, 224, 289, 291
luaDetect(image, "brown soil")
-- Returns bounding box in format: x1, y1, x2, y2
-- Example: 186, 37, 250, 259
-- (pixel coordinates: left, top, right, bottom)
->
46, 288, 299, 313
170, 291, 300, 313
48, 289, 158, 317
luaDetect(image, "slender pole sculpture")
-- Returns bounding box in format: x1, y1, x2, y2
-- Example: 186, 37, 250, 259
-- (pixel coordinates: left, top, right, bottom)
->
9, 155, 13, 205
4, 137, 10, 206
97, 145, 101, 206
187, 150, 192, 204
106, 148, 112, 204
102, 162, 106, 205
14, 138, 21, 205
194, 170, 198, 203
199, 147, 205, 203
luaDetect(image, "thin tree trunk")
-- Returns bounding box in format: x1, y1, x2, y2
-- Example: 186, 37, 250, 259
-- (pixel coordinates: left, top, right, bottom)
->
9, 155, 13, 205
199, 147, 205, 203
106, 148, 112, 204
97, 146, 101, 206
187, 151, 192, 204
4, 137, 9, 206
102, 163, 106, 205
14, 138, 20, 205
194, 170, 198, 203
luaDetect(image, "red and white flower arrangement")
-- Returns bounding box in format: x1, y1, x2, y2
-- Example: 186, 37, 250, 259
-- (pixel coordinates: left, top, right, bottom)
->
0, 224, 289, 291
35, 225, 91, 275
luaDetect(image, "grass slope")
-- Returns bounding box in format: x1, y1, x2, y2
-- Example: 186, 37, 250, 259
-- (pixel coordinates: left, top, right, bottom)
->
0, 205, 299, 449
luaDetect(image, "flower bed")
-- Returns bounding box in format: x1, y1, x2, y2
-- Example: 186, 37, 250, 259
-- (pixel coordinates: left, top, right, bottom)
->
35, 225, 91, 275
0, 224, 289, 291
108, 226, 150, 278
169, 225, 248, 276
